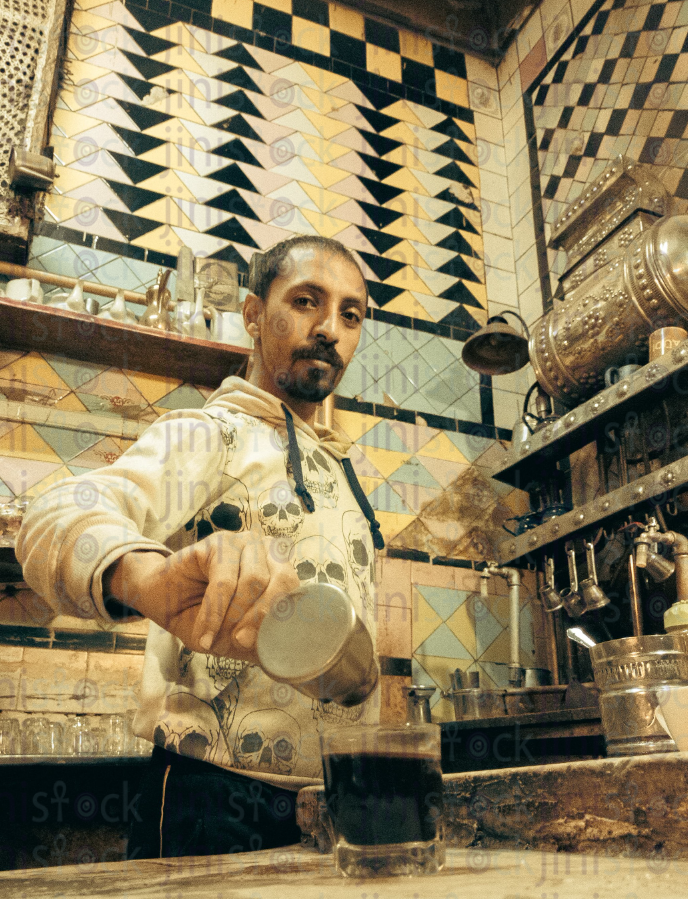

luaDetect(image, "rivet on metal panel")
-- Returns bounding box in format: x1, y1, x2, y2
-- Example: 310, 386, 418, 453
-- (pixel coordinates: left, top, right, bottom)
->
565, 413, 576, 427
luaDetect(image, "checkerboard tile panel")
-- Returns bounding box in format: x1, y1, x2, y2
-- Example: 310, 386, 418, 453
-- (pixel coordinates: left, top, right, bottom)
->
528, 0, 688, 294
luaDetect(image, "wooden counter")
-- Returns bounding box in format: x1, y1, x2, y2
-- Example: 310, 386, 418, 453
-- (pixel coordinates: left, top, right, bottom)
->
0, 844, 686, 898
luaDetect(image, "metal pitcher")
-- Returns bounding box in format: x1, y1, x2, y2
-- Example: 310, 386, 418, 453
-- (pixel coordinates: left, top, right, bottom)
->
255, 583, 378, 708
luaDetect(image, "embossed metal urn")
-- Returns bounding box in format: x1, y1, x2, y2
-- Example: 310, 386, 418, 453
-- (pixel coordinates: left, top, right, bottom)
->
590, 635, 688, 756
528, 156, 688, 406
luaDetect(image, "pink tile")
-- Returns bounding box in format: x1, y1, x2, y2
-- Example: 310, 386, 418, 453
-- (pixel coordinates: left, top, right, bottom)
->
244, 113, 296, 145
329, 104, 373, 131
378, 557, 412, 609
330, 127, 379, 155
245, 44, 293, 73
236, 161, 292, 194
329, 175, 378, 204
411, 560, 455, 588
376, 604, 412, 658
388, 483, 442, 516
238, 190, 290, 223
247, 90, 297, 121
330, 150, 377, 179
329, 223, 378, 253
327, 80, 374, 108
328, 198, 377, 228
344, 444, 384, 478
520, 36, 548, 91
239, 216, 295, 249
0, 458, 63, 494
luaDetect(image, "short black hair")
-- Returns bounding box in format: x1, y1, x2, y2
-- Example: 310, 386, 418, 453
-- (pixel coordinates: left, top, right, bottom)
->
248, 235, 367, 301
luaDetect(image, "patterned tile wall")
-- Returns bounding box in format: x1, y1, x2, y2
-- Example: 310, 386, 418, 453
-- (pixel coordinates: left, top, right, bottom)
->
0, 0, 551, 701
522, 0, 688, 297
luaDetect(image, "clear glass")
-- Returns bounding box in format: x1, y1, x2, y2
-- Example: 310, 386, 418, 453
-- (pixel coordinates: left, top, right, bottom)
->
21, 716, 50, 755
104, 715, 127, 755
64, 716, 93, 755
0, 718, 20, 755
321, 724, 445, 878
47, 721, 63, 755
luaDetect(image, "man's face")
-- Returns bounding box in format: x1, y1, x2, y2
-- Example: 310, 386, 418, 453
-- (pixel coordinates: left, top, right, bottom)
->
246, 246, 367, 406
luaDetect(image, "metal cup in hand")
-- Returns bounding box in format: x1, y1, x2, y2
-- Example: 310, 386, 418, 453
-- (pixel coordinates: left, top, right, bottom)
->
256, 583, 378, 708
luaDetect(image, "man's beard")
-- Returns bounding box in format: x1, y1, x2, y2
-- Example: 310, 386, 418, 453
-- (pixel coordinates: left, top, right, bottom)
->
278, 343, 343, 403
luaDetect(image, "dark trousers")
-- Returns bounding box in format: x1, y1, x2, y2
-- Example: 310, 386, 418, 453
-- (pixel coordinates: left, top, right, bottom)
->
128, 747, 302, 859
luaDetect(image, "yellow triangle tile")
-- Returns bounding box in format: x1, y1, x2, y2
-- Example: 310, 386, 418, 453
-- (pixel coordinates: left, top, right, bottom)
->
358, 446, 408, 479
463, 255, 485, 281
304, 158, 349, 189
52, 135, 86, 167
53, 108, 102, 138
302, 133, 350, 162
137, 144, 200, 175
301, 208, 349, 238
151, 46, 207, 76
123, 370, 183, 405
383, 145, 427, 171
151, 22, 205, 52
413, 656, 456, 693
145, 93, 205, 124
68, 34, 109, 61
300, 182, 348, 213
144, 117, 202, 148
457, 119, 476, 144
384, 193, 433, 222
412, 592, 442, 649
136, 196, 198, 230
0, 426, 63, 463
385, 265, 435, 294
301, 64, 348, 92
149, 68, 207, 97
383, 100, 424, 127
467, 282, 487, 307
417, 433, 469, 464
45, 193, 96, 224
382, 216, 428, 243
461, 230, 484, 256
71, 8, 118, 33
384, 240, 428, 269
380, 121, 421, 146
75, 0, 109, 8
54, 393, 88, 412
302, 108, 350, 139
53, 165, 96, 195
446, 604, 477, 658
374, 511, 415, 543
479, 627, 510, 663
131, 225, 187, 254
30, 464, 79, 493
0, 353, 70, 390
67, 57, 110, 85
357, 475, 384, 497
333, 410, 380, 441
380, 292, 433, 321
301, 86, 348, 115
383, 168, 428, 195
137, 170, 197, 201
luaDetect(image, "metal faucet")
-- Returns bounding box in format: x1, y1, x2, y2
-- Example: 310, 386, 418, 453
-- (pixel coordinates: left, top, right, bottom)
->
635, 517, 688, 601
480, 562, 524, 688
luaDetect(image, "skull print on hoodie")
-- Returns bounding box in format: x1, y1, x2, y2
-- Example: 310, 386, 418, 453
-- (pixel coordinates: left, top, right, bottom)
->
17, 378, 380, 789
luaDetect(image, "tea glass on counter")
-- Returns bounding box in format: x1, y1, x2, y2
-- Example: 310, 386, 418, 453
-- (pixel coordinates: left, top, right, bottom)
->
321, 724, 445, 877
0, 718, 20, 755
22, 717, 51, 755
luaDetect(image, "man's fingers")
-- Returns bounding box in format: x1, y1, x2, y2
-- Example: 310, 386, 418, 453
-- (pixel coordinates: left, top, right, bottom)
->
230, 563, 301, 651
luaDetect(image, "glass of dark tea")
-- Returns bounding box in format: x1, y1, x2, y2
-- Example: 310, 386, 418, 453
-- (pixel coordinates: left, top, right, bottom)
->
321, 724, 444, 877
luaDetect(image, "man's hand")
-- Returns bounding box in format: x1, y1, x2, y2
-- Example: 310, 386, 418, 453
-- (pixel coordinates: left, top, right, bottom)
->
103, 532, 300, 661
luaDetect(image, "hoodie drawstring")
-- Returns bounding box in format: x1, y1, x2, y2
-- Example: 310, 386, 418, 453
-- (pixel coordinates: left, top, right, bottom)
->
281, 403, 385, 550
282, 404, 315, 513
341, 458, 385, 550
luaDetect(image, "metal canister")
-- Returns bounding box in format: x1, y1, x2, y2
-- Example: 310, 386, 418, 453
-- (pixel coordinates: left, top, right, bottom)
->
590, 635, 688, 756
255, 583, 378, 708
530, 214, 688, 405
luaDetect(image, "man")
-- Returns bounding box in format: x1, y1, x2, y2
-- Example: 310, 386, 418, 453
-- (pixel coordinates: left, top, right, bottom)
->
16, 235, 383, 858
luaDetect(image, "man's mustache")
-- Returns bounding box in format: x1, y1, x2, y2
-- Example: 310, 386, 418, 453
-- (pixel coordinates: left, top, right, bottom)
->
292, 344, 343, 369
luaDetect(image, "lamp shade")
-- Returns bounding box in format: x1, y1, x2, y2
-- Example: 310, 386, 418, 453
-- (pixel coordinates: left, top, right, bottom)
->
461, 317, 530, 375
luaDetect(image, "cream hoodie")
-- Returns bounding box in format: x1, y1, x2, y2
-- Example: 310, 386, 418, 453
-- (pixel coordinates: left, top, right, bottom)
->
17, 378, 379, 788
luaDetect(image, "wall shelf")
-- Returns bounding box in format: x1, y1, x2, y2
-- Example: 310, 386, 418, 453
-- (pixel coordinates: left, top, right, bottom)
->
0, 296, 251, 387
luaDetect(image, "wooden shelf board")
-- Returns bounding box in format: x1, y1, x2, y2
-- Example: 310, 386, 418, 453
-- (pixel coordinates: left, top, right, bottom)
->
0, 296, 251, 387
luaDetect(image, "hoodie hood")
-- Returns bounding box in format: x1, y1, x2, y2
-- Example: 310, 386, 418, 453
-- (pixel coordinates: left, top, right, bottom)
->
202, 376, 352, 461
